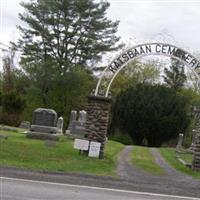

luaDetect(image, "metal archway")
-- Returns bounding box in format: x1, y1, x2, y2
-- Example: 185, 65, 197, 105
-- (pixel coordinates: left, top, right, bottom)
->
95, 42, 200, 97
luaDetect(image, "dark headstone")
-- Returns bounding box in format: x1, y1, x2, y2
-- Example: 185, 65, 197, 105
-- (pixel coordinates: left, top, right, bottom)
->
32, 108, 57, 127
67, 110, 77, 131
30, 108, 58, 134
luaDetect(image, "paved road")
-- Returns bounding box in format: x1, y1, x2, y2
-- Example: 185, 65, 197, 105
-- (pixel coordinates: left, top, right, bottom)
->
1, 177, 199, 200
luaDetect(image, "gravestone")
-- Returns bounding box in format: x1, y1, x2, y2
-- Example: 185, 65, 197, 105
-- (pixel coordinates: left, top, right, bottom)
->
67, 110, 77, 132
78, 110, 87, 125
188, 129, 197, 152
66, 110, 87, 137
176, 133, 184, 150
57, 116, 64, 134
71, 121, 85, 134
27, 108, 59, 141
19, 121, 31, 129
74, 139, 89, 151
30, 108, 58, 134
88, 141, 101, 157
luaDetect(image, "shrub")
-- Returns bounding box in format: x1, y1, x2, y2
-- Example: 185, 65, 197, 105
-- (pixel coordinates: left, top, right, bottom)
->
1, 91, 26, 126
111, 84, 191, 147
109, 129, 133, 145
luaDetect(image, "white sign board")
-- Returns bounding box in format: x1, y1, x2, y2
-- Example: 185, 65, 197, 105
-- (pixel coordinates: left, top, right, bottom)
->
74, 139, 89, 151
88, 142, 101, 157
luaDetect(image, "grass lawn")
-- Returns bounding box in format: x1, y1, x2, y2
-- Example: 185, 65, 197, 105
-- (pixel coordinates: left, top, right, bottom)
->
159, 148, 200, 178
131, 146, 165, 175
177, 152, 194, 164
0, 129, 124, 177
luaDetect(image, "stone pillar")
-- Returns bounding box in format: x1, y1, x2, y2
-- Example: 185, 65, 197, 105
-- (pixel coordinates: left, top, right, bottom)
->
192, 107, 200, 170
192, 134, 200, 170
85, 95, 111, 159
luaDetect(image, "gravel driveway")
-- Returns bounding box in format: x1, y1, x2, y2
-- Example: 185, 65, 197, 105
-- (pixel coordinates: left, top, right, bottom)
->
117, 146, 200, 197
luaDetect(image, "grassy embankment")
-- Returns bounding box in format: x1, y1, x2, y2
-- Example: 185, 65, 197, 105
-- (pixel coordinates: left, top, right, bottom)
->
131, 146, 165, 175
0, 129, 124, 177
1, 127, 199, 178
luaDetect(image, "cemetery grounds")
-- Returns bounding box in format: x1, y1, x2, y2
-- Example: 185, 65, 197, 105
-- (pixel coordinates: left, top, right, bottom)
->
0, 125, 200, 179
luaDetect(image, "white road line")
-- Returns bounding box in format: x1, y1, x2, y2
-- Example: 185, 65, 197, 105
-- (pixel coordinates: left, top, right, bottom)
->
1, 176, 200, 200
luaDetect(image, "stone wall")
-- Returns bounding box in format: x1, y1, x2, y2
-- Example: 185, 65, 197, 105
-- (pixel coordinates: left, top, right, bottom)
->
85, 95, 111, 159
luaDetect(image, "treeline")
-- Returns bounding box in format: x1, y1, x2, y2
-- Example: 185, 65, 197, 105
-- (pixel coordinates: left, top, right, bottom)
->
0, 0, 200, 147
0, 0, 121, 127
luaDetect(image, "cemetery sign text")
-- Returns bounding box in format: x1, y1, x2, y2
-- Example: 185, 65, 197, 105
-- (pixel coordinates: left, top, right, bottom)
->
109, 43, 200, 73
95, 42, 200, 97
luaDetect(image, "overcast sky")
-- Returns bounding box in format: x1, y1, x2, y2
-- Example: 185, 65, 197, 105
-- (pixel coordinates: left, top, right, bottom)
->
1, 0, 200, 67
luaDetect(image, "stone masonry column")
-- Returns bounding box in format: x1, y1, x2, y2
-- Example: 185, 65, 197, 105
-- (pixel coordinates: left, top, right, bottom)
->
192, 107, 200, 170
192, 134, 200, 170
85, 95, 112, 159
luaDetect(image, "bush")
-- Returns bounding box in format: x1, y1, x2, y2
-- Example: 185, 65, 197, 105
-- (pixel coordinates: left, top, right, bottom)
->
109, 129, 133, 145
2, 91, 26, 114
0, 91, 26, 126
111, 84, 191, 147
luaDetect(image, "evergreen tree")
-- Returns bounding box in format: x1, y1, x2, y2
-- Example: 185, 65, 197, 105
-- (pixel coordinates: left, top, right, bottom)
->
111, 84, 190, 147
16, 0, 121, 109
2, 47, 16, 93
163, 58, 187, 91
17, 0, 122, 72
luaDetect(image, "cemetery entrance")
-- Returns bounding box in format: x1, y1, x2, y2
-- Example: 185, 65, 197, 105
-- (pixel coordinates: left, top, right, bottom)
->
85, 42, 200, 163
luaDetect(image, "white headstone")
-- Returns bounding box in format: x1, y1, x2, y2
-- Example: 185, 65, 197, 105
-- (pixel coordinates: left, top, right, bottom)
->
78, 110, 87, 125
57, 116, 64, 134
88, 141, 101, 157
176, 133, 184, 149
74, 139, 89, 151
71, 110, 77, 121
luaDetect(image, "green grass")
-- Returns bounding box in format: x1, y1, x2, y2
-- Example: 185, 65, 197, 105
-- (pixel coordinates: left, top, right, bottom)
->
131, 146, 165, 175
0, 130, 124, 176
177, 152, 194, 164
159, 148, 200, 178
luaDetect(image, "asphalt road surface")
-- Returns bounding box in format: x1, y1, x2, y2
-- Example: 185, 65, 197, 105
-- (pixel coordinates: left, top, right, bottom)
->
1, 177, 200, 200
